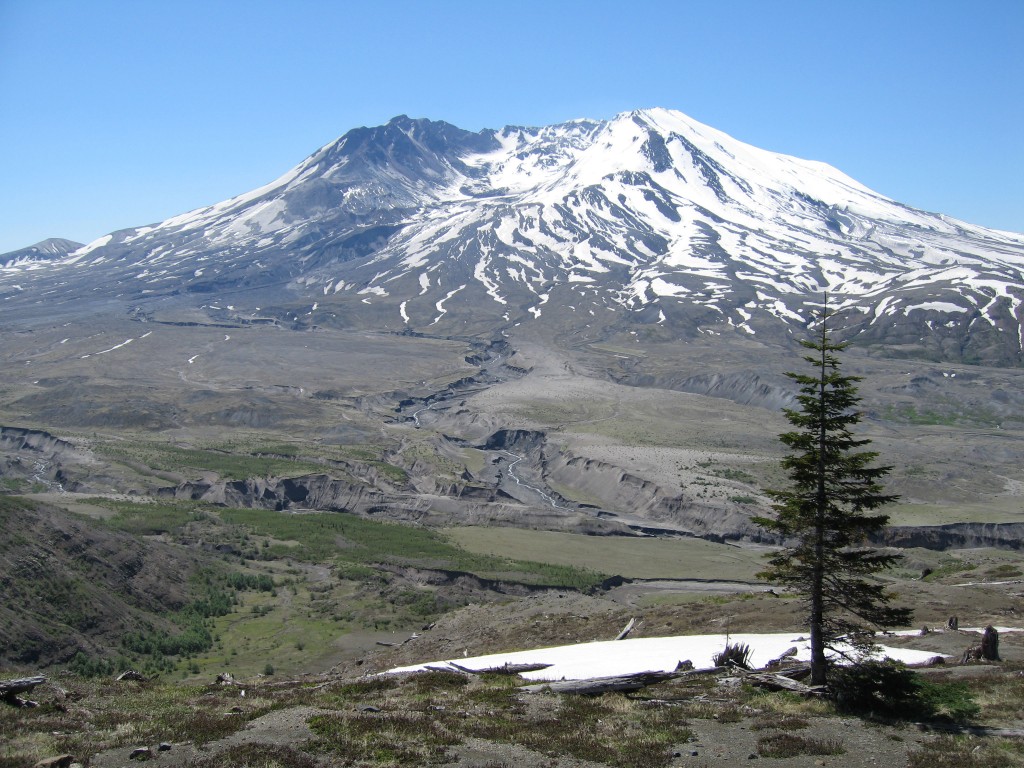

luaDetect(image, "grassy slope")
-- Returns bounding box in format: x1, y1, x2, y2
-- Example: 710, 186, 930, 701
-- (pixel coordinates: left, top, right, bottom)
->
446, 526, 765, 582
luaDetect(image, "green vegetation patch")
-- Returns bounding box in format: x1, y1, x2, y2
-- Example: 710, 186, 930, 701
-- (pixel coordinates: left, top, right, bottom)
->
95, 441, 329, 480
879, 401, 1003, 428
83, 497, 208, 536
68, 568, 279, 678
219, 508, 607, 590
923, 558, 978, 582
447, 526, 763, 582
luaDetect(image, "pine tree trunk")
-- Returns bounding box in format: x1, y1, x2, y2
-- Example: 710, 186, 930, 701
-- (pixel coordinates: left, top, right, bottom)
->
810, 321, 829, 686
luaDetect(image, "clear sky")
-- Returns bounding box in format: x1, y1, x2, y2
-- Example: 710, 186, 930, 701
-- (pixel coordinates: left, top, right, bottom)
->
1, 0, 1022, 253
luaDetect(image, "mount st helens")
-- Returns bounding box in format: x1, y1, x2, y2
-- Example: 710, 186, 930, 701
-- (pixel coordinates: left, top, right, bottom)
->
2, 108, 1023, 365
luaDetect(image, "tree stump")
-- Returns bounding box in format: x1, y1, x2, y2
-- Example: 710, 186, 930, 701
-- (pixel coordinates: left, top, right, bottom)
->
981, 626, 1000, 661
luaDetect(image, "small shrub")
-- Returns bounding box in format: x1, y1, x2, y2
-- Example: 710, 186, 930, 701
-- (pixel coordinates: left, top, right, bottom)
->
412, 670, 470, 693
907, 735, 1018, 768
757, 733, 845, 758
832, 660, 921, 717
309, 711, 460, 765
184, 743, 320, 768
713, 642, 753, 669
985, 564, 1023, 580
752, 715, 809, 731
918, 678, 981, 722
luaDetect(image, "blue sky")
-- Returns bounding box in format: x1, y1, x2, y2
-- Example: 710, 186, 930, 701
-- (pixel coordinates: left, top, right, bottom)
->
1, 0, 1022, 253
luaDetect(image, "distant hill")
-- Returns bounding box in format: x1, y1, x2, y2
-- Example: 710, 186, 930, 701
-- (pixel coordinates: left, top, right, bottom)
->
0, 237, 83, 268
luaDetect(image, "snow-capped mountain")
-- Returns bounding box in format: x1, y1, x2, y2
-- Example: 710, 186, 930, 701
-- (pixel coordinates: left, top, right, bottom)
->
4, 109, 1023, 364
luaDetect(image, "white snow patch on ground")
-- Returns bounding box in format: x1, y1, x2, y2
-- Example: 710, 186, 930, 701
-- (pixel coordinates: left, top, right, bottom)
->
387, 631, 946, 681
904, 301, 968, 314
64, 234, 113, 263
430, 284, 466, 325
82, 338, 134, 358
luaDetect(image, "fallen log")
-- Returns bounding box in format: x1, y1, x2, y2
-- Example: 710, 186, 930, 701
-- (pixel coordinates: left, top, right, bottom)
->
767, 661, 812, 680
737, 670, 826, 695
520, 666, 722, 695
1, 675, 46, 708
447, 661, 553, 675
615, 618, 638, 641
916, 723, 1024, 738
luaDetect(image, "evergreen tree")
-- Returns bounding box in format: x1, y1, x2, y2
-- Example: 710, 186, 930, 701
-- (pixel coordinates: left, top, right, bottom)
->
755, 299, 911, 686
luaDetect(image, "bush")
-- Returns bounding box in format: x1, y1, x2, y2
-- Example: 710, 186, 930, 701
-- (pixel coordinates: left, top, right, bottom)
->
713, 642, 753, 669
757, 733, 844, 758
831, 660, 978, 722
186, 743, 320, 768
908, 735, 1019, 768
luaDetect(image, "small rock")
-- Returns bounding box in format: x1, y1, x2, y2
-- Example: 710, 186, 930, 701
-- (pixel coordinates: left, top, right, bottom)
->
748, 753, 759, 760
129, 747, 152, 761
690, 750, 699, 757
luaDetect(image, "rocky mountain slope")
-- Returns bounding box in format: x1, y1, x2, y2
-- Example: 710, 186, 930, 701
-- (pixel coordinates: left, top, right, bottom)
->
2, 109, 1023, 364
0, 237, 82, 268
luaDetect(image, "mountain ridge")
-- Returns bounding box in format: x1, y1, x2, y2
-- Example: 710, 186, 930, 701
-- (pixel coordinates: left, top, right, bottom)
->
3, 108, 1023, 365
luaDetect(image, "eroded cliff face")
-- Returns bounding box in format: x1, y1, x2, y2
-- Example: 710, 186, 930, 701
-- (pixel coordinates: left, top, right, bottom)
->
877, 522, 1024, 551
545, 452, 769, 542
156, 441, 1024, 553
0, 426, 99, 492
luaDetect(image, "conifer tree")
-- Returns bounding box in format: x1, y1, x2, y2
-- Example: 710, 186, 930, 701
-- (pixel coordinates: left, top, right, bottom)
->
755, 298, 911, 686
